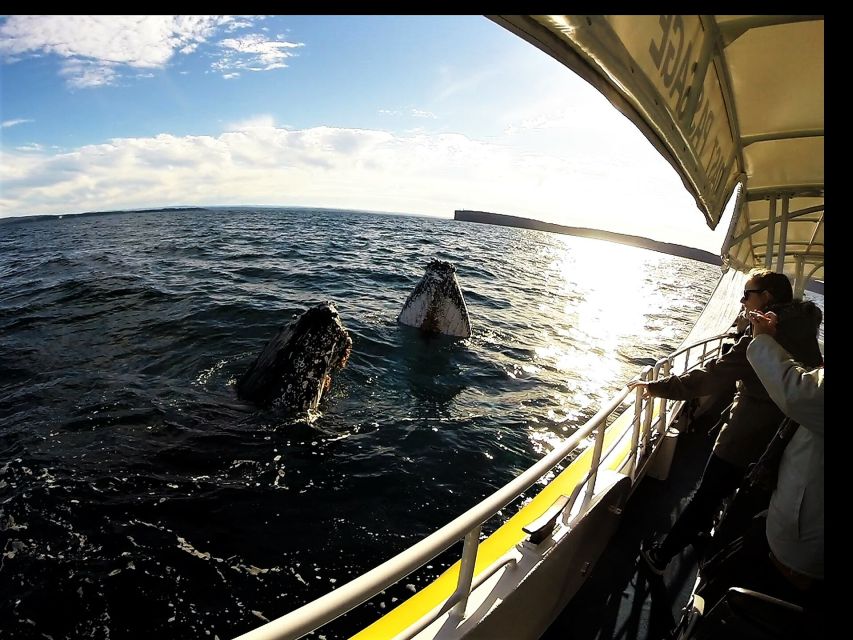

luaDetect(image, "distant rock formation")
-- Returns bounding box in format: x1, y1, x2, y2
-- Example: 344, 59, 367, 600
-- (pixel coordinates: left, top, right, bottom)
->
454, 209, 722, 266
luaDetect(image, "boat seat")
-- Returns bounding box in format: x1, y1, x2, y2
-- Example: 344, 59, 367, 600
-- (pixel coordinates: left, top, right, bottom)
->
689, 587, 805, 639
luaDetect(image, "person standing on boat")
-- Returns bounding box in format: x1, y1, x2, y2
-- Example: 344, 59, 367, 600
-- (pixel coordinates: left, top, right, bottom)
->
628, 270, 822, 574
746, 308, 823, 590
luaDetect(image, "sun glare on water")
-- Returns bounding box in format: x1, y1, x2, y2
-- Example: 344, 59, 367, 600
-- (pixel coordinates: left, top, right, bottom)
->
526, 236, 662, 454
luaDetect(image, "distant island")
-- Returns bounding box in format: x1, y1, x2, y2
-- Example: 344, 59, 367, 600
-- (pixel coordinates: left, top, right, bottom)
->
0, 206, 208, 225
455, 210, 824, 296
455, 209, 722, 266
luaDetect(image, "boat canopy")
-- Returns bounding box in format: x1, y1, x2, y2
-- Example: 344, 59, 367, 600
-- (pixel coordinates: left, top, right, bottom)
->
491, 16, 824, 289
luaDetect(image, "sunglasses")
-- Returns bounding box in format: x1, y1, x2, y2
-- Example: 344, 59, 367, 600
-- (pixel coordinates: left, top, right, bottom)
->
741, 288, 765, 300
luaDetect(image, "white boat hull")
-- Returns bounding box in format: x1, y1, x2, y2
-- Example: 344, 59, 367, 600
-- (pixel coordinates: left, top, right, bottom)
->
413, 471, 631, 640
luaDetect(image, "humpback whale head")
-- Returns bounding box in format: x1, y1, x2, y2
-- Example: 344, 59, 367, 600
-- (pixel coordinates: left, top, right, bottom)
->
398, 259, 472, 338
237, 302, 352, 414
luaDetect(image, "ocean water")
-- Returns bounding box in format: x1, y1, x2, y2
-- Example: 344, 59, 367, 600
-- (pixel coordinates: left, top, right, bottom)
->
0, 207, 723, 639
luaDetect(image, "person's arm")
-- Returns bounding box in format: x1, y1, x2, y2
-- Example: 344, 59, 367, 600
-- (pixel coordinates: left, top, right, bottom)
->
746, 334, 824, 433
630, 335, 749, 400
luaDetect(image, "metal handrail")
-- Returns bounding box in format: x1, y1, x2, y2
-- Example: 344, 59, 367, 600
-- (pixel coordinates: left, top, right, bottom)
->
234, 331, 730, 640
669, 331, 728, 363
234, 388, 631, 640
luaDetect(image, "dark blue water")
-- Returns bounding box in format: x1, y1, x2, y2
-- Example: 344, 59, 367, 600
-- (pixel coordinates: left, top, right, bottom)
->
0, 207, 720, 639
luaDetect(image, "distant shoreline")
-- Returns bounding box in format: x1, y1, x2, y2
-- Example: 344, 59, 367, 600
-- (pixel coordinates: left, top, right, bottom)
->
0, 206, 209, 224
0, 205, 424, 225
455, 209, 722, 265
0, 205, 824, 296
454, 209, 824, 296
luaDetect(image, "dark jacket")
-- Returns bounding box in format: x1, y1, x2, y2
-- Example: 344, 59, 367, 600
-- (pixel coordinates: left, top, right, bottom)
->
647, 301, 822, 468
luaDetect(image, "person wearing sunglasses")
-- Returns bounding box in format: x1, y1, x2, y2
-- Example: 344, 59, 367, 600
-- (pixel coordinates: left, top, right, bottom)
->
629, 269, 823, 575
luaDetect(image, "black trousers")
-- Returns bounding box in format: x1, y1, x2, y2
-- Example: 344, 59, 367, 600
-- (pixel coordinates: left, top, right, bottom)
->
659, 452, 744, 559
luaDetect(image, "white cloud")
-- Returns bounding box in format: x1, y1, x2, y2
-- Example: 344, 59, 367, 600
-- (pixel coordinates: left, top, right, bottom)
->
59, 59, 119, 88
2, 118, 34, 128
220, 34, 301, 55
0, 15, 232, 66
226, 18, 258, 32
0, 123, 713, 248
0, 15, 263, 88
224, 115, 276, 131
377, 108, 436, 120
212, 34, 303, 77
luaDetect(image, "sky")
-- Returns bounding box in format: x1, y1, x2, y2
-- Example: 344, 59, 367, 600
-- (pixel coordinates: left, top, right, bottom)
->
0, 15, 732, 252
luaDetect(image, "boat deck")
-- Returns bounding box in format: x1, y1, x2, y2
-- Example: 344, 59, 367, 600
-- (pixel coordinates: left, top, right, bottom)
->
542, 428, 715, 640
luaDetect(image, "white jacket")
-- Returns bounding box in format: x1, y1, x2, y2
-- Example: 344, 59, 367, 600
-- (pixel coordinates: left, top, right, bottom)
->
746, 334, 824, 579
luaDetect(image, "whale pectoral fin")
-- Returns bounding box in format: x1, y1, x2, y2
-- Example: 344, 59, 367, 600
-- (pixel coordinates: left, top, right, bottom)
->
336, 335, 353, 369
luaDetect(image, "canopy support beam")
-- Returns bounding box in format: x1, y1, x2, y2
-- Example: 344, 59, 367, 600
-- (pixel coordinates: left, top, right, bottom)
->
765, 197, 777, 270
775, 194, 790, 273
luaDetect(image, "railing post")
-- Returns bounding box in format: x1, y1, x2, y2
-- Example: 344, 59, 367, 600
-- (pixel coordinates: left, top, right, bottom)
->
642, 362, 660, 455
629, 367, 651, 481
658, 359, 672, 435
582, 410, 608, 510
451, 525, 482, 618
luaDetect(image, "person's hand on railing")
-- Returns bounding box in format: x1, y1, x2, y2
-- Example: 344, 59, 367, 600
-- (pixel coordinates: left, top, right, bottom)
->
627, 380, 651, 397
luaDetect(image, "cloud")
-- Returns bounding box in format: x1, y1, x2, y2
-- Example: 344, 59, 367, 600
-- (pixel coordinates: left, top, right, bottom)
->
377, 108, 437, 119
0, 15, 267, 88
225, 18, 257, 32
0, 15, 234, 66
0, 126, 545, 215
2, 118, 34, 128
58, 59, 119, 89
224, 115, 276, 131
212, 34, 303, 76
0, 123, 702, 249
